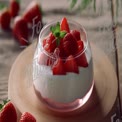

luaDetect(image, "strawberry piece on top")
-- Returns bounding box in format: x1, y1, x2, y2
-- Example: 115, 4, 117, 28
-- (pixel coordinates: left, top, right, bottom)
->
62, 33, 78, 56
60, 17, 70, 33
44, 33, 56, 53
71, 30, 81, 41
65, 55, 79, 74
76, 40, 88, 67
52, 58, 66, 75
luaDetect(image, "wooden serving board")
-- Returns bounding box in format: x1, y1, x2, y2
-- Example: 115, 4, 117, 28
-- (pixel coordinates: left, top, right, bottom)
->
8, 42, 118, 122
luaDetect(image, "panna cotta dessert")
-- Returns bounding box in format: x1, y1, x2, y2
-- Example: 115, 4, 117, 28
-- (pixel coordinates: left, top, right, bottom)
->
33, 17, 94, 112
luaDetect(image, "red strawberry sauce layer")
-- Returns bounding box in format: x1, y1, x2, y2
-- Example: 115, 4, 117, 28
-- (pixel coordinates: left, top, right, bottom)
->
38, 17, 88, 75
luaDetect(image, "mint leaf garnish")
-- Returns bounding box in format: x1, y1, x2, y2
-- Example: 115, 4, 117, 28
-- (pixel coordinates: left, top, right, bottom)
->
60, 31, 67, 38
50, 22, 67, 46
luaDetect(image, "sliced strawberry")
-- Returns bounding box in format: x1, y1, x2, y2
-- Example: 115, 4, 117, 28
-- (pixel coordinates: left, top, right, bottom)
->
19, 112, 36, 122
44, 41, 56, 53
62, 33, 78, 56
64, 55, 79, 74
9, 0, 20, 18
42, 39, 46, 47
13, 16, 29, 46
0, 8, 11, 30
44, 33, 56, 53
0, 101, 17, 122
76, 40, 88, 67
58, 44, 66, 58
71, 30, 81, 41
60, 17, 70, 33
23, 1, 42, 25
77, 40, 84, 52
46, 33, 55, 44
52, 58, 66, 75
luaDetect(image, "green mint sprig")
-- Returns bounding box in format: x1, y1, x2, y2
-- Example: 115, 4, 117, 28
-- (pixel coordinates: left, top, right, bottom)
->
50, 22, 67, 46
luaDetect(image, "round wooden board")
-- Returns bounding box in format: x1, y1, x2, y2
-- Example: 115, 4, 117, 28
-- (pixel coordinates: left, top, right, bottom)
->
8, 42, 118, 122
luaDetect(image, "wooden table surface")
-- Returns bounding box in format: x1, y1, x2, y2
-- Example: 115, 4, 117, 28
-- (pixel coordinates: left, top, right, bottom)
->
0, 0, 122, 120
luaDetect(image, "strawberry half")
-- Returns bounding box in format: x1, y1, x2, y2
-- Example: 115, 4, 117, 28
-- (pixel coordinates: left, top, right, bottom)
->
76, 40, 88, 67
9, 0, 20, 18
52, 58, 66, 75
0, 101, 17, 122
44, 33, 56, 53
19, 112, 36, 122
77, 40, 84, 52
58, 39, 66, 58
60, 17, 70, 33
13, 16, 29, 46
62, 33, 78, 56
23, 1, 42, 25
71, 30, 81, 41
0, 8, 11, 30
64, 55, 79, 74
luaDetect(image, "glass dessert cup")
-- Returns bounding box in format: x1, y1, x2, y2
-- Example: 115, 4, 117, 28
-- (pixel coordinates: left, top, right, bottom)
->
33, 18, 94, 112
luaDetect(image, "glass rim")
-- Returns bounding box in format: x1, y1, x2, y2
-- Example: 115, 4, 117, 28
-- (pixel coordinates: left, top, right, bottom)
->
38, 19, 89, 60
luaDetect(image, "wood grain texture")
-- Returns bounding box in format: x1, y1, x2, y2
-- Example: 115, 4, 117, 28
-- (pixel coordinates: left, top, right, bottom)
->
8, 42, 118, 122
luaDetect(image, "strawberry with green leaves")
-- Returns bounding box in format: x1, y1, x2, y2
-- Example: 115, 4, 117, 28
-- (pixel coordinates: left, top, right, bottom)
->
50, 22, 67, 47
0, 100, 17, 122
9, 0, 20, 18
19, 112, 36, 122
0, 4, 11, 31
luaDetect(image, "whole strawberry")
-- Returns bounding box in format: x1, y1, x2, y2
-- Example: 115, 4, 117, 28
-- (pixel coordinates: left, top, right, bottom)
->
13, 16, 29, 46
20, 112, 36, 122
23, 1, 42, 25
9, 0, 20, 18
0, 100, 17, 122
0, 7, 11, 30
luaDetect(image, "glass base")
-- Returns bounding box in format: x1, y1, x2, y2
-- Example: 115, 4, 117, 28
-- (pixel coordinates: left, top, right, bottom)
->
34, 80, 94, 112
